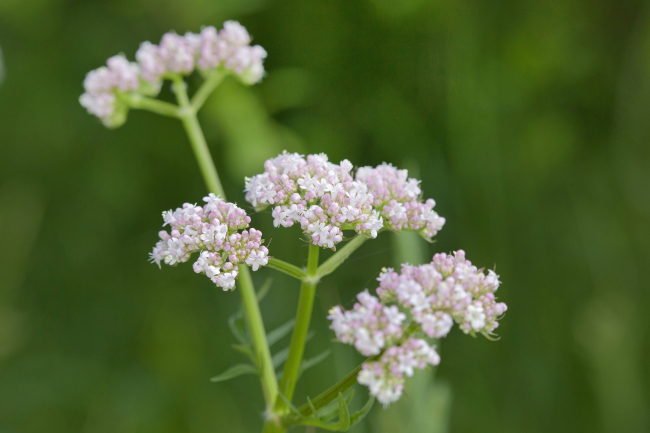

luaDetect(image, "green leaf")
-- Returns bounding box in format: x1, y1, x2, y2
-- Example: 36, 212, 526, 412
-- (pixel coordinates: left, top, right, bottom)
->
272, 346, 290, 369
349, 394, 375, 427
298, 349, 331, 377
256, 277, 273, 302
228, 309, 248, 345
317, 390, 355, 423
306, 396, 318, 420
266, 319, 296, 346
231, 343, 254, 359
299, 392, 351, 431
210, 364, 258, 383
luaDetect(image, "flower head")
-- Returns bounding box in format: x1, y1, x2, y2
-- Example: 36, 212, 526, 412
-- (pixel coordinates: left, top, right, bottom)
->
328, 250, 506, 406
81, 21, 267, 127
150, 194, 269, 290
79, 54, 158, 128
245, 152, 445, 250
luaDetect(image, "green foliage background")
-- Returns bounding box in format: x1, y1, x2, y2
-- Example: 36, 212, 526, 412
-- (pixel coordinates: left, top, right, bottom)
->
1, 1, 649, 432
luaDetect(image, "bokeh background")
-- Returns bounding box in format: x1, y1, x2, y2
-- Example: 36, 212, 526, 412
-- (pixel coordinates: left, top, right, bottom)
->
1, 1, 649, 432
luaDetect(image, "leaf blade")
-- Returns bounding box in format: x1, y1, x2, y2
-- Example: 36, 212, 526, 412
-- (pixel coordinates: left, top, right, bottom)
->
210, 364, 258, 383
266, 319, 296, 347
298, 392, 350, 431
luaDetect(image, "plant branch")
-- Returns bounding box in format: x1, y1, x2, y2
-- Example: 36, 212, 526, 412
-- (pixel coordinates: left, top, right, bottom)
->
315, 235, 368, 279
118, 93, 181, 118
171, 77, 226, 198
267, 258, 308, 280
191, 69, 227, 112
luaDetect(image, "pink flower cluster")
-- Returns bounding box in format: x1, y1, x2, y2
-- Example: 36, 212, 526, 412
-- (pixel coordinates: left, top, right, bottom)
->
80, 21, 266, 127
327, 291, 406, 356
244, 152, 445, 250
358, 338, 440, 407
149, 194, 269, 290
377, 250, 506, 336
136, 21, 267, 84
356, 163, 446, 239
79, 55, 158, 127
328, 250, 506, 406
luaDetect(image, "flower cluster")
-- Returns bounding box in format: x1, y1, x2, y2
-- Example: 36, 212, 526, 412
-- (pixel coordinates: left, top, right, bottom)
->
358, 338, 440, 407
80, 21, 266, 127
149, 194, 269, 290
244, 152, 445, 250
136, 21, 267, 84
328, 250, 506, 406
79, 55, 159, 127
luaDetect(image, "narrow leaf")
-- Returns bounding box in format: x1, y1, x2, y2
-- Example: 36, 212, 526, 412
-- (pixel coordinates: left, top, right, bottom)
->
272, 346, 290, 369
256, 277, 273, 302
306, 397, 318, 420
349, 395, 375, 427
210, 364, 258, 383
228, 310, 247, 344
299, 392, 350, 431
299, 349, 331, 376
231, 343, 254, 360
317, 389, 355, 423
266, 319, 296, 346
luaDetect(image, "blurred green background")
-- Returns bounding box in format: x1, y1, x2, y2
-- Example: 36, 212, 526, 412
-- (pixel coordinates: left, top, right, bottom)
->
1, 0, 649, 432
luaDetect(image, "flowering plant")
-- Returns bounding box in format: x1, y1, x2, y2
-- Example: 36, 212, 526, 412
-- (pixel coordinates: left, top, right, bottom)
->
81, 22, 507, 432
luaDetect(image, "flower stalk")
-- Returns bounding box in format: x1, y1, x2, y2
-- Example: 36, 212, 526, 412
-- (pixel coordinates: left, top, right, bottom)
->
117, 93, 181, 118
316, 234, 368, 279
267, 257, 308, 280
191, 69, 227, 112
171, 77, 226, 199
276, 244, 320, 413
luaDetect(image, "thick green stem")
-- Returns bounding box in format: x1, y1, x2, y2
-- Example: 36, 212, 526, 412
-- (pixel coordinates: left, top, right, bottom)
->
267, 257, 307, 280
171, 78, 226, 198
276, 245, 320, 412
316, 235, 368, 279
170, 77, 279, 419
238, 263, 279, 410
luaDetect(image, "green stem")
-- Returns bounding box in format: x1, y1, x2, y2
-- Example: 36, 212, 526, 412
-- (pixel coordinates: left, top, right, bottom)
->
267, 257, 307, 281
238, 263, 279, 410
119, 93, 180, 118
169, 77, 279, 419
191, 69, 227, 112
316, 235, 368, 279
171, 77, 226, 198
276, 245, 320, 412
